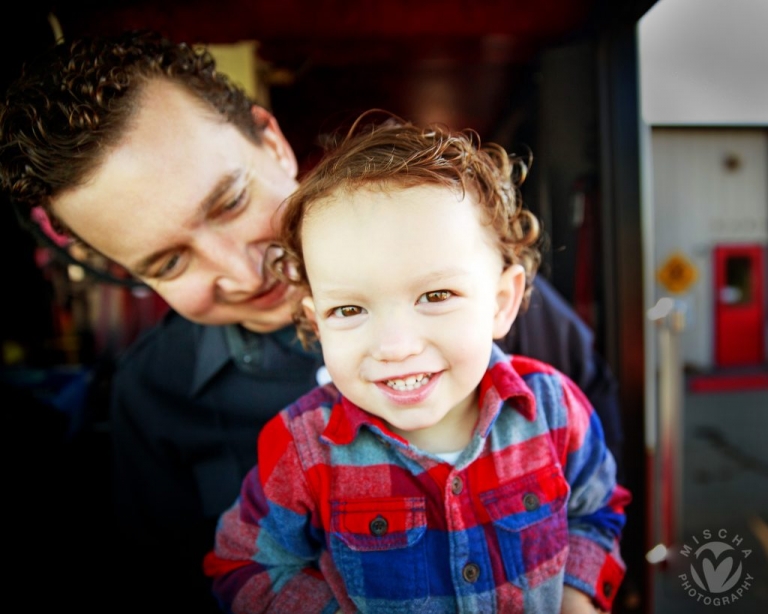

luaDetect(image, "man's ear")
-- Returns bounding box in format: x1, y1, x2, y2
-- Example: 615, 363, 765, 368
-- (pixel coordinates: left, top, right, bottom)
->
251, 105, 298, 179
301, 295, 320, 339
492, 264, 526, 339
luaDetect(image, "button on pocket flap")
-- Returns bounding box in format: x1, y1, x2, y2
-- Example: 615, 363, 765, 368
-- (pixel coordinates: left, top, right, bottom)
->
331, 497, 427, 551
479, 465, 569, 532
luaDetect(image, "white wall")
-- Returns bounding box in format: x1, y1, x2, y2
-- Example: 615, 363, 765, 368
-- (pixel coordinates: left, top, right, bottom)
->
639, 0, 768, 126
651, 128, 768, 367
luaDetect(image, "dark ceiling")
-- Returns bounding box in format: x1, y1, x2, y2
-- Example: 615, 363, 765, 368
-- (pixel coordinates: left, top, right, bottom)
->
11, 1, 654, 169
52, 0, 600, 52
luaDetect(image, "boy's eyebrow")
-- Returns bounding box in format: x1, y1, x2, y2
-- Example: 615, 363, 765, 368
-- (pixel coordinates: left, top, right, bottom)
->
314, 267, 471, 299
410, 267, 470, 286
130, 171, 242, 276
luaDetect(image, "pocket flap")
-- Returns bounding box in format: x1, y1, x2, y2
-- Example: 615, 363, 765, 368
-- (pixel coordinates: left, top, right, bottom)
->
479, 464, 569, 532
331, 497, 427, 551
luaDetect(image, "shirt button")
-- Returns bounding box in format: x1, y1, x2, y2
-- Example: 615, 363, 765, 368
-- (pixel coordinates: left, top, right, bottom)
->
603, 581, 614, 598
451, 476, 464, 495
523, 492, 540, 511
369, 515, 388, 536
462, 563, 480, 583
242, 354, 252, 364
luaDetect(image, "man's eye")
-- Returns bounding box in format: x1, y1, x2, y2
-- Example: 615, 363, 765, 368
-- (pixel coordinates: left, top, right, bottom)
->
419, 290, 453, 303
156, 253, 182, 278
221, 189, 247, 213
332, 305, 365, 318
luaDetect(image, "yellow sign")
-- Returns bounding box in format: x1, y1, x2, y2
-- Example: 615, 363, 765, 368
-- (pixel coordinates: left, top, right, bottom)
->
657, 252, 698, 294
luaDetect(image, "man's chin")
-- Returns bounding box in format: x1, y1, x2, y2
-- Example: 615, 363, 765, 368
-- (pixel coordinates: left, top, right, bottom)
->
173, 285, 301, 332
239, 314, 295, 334
245, 280, 294, 311
238, 288, 300, 333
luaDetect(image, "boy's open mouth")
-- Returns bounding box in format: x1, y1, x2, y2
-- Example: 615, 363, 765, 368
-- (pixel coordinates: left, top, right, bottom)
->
385, 373, 433, 391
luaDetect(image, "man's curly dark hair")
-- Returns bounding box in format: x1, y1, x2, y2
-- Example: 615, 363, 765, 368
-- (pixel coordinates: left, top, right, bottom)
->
0, 30, 263, 218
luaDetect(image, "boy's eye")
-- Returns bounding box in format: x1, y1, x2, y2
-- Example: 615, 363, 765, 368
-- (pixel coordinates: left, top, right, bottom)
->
332, 305, 365, 318
419, 290, 453, 303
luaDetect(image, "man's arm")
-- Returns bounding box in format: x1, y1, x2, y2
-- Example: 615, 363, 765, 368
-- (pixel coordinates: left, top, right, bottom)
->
111, 361, 224, 613
499, 276, 625, 482
204, 416, 340, 614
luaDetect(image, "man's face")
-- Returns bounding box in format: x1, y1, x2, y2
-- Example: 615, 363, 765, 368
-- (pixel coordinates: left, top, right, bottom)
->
52, 79, 300, 332
301, 184, 525, 452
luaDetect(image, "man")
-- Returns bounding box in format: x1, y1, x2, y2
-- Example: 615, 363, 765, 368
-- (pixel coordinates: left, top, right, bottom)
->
0, 30, 621, 613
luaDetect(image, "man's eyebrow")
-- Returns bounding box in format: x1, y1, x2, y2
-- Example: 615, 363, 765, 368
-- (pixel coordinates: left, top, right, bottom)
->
130, 170, 242, 276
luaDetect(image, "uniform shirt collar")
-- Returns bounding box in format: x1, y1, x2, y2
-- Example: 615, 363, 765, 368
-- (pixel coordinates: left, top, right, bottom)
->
190, 324, 232, 396
321, 343, 536, 446
190, 324, 314, 396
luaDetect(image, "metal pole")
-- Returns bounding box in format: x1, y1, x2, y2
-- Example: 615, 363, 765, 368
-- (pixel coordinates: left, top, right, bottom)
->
646, 298, 685, 566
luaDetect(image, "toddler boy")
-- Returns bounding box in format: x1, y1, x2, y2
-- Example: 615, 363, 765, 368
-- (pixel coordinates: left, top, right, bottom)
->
204, 112, 630, 613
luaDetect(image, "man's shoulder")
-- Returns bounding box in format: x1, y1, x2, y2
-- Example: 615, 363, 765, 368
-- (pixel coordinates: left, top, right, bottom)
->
124, 310, 194, 348
112, 311, 203, 388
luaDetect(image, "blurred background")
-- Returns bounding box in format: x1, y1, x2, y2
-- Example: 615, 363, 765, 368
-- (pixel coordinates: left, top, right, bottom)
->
1, 1, 766, 612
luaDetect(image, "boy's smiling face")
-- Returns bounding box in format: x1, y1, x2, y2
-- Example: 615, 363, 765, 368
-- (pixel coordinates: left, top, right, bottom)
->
301, 183, 525, 452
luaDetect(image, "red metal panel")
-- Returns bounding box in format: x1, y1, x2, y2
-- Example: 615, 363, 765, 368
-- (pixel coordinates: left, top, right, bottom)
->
714, 244, 765, 367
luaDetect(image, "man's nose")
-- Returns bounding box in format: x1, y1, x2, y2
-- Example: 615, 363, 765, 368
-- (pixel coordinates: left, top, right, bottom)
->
208, 238, 264, 297
370, 311, 424, 363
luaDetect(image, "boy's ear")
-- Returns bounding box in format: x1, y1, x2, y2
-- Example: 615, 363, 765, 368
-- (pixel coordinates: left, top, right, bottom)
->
301, 296, 320, 339
492, 264, 526, 339
251, 105, 298, 179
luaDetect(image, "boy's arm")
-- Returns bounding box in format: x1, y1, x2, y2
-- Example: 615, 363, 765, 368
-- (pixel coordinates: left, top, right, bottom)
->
561, 585, 609, 614
558, 374, 632, 613
203, 417, 340, 614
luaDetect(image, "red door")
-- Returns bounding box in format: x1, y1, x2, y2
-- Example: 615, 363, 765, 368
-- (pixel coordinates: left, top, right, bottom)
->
714, 244, 766, 367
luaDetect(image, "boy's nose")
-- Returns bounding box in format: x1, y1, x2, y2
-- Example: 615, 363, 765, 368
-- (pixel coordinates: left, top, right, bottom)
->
370, 313, 424, 363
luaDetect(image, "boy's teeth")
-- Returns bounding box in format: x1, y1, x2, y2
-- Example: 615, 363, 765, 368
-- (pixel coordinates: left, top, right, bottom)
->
386, 373, 431, 391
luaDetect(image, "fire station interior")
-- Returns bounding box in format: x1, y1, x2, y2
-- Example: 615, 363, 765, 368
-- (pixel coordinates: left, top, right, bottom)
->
2, 1, 766, 613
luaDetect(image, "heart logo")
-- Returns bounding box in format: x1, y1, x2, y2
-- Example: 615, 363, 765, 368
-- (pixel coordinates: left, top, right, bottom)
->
690, 542, 742, 594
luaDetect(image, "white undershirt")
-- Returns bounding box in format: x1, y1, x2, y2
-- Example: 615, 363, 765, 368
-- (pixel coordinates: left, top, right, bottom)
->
433, 449, 463, 465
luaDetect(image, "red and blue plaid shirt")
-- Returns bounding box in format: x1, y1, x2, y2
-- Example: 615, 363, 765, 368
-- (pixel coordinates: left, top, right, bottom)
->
204, 345, 630, 613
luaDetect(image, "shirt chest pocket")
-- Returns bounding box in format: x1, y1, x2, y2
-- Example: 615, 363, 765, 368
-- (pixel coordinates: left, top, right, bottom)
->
330, 497, 428, 612
479, 464, 570, 590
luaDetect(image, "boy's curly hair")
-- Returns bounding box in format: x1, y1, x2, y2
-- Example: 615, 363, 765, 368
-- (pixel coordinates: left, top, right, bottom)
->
0, 30, 262, 221
274, 110, 541, 346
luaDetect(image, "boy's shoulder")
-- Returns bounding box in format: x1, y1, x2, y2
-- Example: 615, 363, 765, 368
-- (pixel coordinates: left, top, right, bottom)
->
498, 351, 596, 423
492, 348, 567, 392
257, 383, 343, 464
507, 353, 561, 378
283, 382, 342, 421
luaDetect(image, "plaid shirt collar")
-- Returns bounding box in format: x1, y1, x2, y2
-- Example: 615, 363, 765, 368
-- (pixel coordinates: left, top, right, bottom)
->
321, 343, 537, 447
